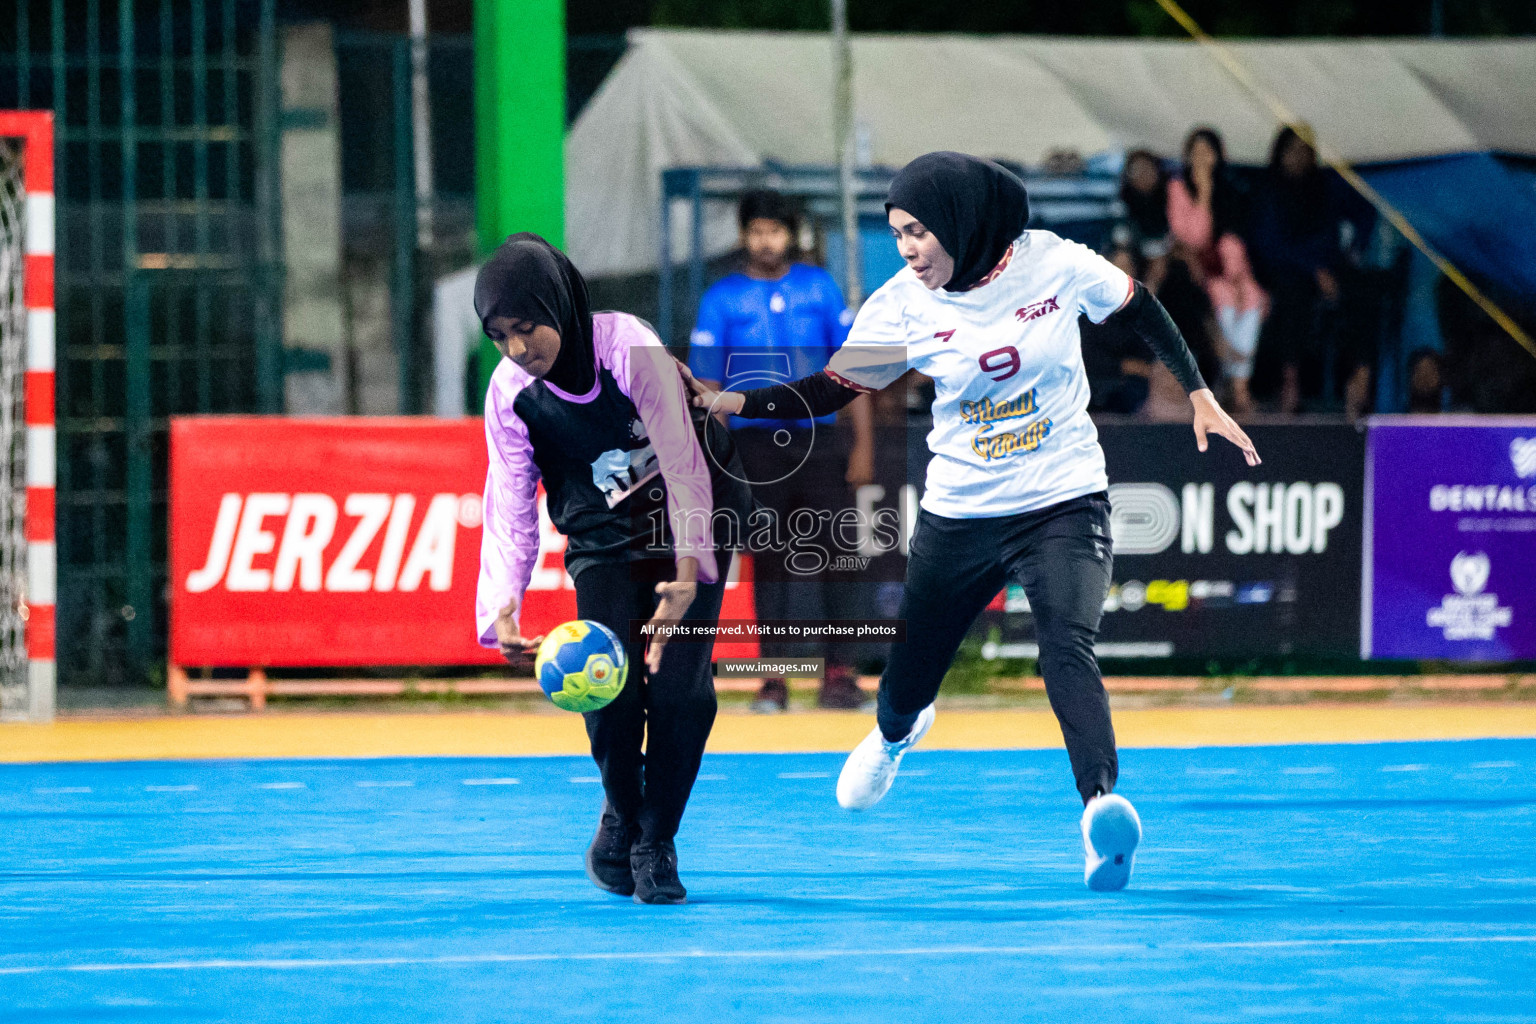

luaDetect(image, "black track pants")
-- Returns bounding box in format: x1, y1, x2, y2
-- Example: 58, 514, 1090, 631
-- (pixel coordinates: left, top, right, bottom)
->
876, 494, 1118, 803
575, 554, 727, 844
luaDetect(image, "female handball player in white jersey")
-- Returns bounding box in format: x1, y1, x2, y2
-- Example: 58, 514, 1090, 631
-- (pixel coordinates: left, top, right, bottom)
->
682, 152, 1259, 891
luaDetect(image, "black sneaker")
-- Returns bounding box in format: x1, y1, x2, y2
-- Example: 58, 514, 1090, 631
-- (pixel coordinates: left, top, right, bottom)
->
585, 802, 639, 897
631, 839, 687, 905
751, 677, 789, 713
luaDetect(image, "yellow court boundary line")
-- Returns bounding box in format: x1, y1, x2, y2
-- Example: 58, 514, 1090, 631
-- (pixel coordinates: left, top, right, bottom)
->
1153, 0, 1536, 361
4, 705, 1536, 763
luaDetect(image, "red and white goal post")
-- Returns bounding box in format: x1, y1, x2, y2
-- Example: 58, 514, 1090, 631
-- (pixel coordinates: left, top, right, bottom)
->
0, 110, 56, 723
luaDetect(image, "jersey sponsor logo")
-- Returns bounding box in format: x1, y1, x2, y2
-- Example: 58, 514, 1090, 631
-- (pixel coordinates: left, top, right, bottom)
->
963, 388, 1051, 462
185, 492, 478, 595
592, 443, 661, 508
1014, 295, 1061, 324
959, 390, 1038, 428
933, 329, 957, 344
590, 418, 661, 509
971, 417, 1053, 462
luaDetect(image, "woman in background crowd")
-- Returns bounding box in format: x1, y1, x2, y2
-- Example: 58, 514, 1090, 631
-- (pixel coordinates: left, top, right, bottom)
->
1251, 125, 1365, 415
1116, 150, 1172, 293
1167, 128, 1268, 416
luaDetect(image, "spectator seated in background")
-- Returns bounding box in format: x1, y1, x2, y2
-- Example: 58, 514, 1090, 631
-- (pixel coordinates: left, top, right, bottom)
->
1117, 149, 1172, 293
1166, 127, 1267, 417
1434, 277, 1536, 415
1102, 154, 1222, 423
1250, 124, 1371, 416
1405, 348, 1448, 414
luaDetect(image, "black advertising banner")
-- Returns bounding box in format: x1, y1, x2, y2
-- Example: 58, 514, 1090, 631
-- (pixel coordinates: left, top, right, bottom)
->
974, 423, 1366, 660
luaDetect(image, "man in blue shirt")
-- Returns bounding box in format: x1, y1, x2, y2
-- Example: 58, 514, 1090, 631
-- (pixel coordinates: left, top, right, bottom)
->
689, 190, 875, 711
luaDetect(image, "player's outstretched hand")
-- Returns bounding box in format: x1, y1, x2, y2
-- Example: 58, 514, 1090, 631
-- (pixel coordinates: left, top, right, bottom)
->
494, 598, 543, 664
1190, 388, 1261, 467
644, 580, 698, 674
672, 357, 744, 415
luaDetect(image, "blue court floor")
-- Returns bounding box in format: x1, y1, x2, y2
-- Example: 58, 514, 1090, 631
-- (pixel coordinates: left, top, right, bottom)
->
3, 739, 1535, 1022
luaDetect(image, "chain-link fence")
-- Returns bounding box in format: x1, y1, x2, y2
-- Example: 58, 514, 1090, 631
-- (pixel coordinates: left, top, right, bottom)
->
3, 0, 282, 686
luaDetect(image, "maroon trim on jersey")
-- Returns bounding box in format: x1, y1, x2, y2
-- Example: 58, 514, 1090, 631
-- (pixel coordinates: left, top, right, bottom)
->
823, 367, 877, 394
964, 242, 1015, 291
1111, 275, 1135, 315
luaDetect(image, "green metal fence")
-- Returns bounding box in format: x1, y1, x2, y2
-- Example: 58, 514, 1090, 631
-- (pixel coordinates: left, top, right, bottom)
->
3, 0, 282, 685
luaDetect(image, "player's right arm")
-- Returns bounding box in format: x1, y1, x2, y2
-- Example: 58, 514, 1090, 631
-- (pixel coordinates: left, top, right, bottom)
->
1065, 238, 1260, 467
477, 374, 546, 662
680, 283, 909, 419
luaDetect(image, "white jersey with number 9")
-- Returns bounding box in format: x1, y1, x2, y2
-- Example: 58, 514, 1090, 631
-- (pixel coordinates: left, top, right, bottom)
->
827, 229, 1133, 519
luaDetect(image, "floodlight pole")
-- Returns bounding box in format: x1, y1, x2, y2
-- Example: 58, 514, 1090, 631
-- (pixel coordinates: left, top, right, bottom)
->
408, 0, 434, 249
831, 0, 862, 306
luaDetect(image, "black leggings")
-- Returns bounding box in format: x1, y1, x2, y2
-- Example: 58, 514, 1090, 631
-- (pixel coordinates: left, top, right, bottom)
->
877, 494, 1118, 803
575, 554, 728, 844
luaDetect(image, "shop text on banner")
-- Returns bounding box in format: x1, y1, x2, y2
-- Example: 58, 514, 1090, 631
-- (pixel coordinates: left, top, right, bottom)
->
169, 417, 757, 668
1366, 416, 1536, 660
975, 423, 1365, 660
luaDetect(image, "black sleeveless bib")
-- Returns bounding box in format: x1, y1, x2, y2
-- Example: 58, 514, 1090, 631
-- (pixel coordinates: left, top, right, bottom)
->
514, 367, 753, 581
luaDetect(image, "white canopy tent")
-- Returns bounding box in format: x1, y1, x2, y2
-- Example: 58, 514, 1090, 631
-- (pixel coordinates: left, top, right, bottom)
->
564, 31, 1536, 279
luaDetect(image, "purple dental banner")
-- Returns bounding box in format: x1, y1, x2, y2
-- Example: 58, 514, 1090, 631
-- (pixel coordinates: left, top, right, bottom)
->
1366, 417, 1536, 660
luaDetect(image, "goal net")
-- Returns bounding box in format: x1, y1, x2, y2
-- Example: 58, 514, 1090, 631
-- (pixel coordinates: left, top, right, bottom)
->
0, 135, 30, 720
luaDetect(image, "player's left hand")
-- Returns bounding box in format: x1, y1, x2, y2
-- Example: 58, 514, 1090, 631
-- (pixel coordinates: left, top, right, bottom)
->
493, 598, 544, 664
673, 357, 711, 406
644, 580, 698, 674
673, 357, 744, 415
1190, 388, 1260, 466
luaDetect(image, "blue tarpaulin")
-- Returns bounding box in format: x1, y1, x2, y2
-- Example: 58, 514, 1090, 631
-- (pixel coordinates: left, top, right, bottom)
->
1360, 153, 1536, 305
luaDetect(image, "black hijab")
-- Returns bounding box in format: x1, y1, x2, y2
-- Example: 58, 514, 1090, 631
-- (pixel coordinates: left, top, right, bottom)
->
473, 232, 596, 394
885, 152, 1031, 292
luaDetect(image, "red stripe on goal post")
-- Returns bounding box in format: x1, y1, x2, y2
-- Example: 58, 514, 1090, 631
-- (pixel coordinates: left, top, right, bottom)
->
25, 488, 54, 543
22, 253, 53, 308
0, 110, 54, 192
2, 109, 56, 718
24, 370, 54, 425
24, 604, 55, 660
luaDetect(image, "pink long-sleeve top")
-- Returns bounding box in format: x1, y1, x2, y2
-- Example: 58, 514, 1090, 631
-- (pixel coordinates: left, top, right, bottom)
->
476, 312, 718, 644
1167, 178, 1268, 315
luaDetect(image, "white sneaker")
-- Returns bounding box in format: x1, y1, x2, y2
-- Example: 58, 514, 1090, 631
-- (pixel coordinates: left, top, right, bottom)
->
1081, 792, 1141, 891
835, 704, 936, 810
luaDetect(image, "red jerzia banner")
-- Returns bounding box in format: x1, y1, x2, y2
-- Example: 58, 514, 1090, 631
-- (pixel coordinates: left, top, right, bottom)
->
169, 417, 756, 668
